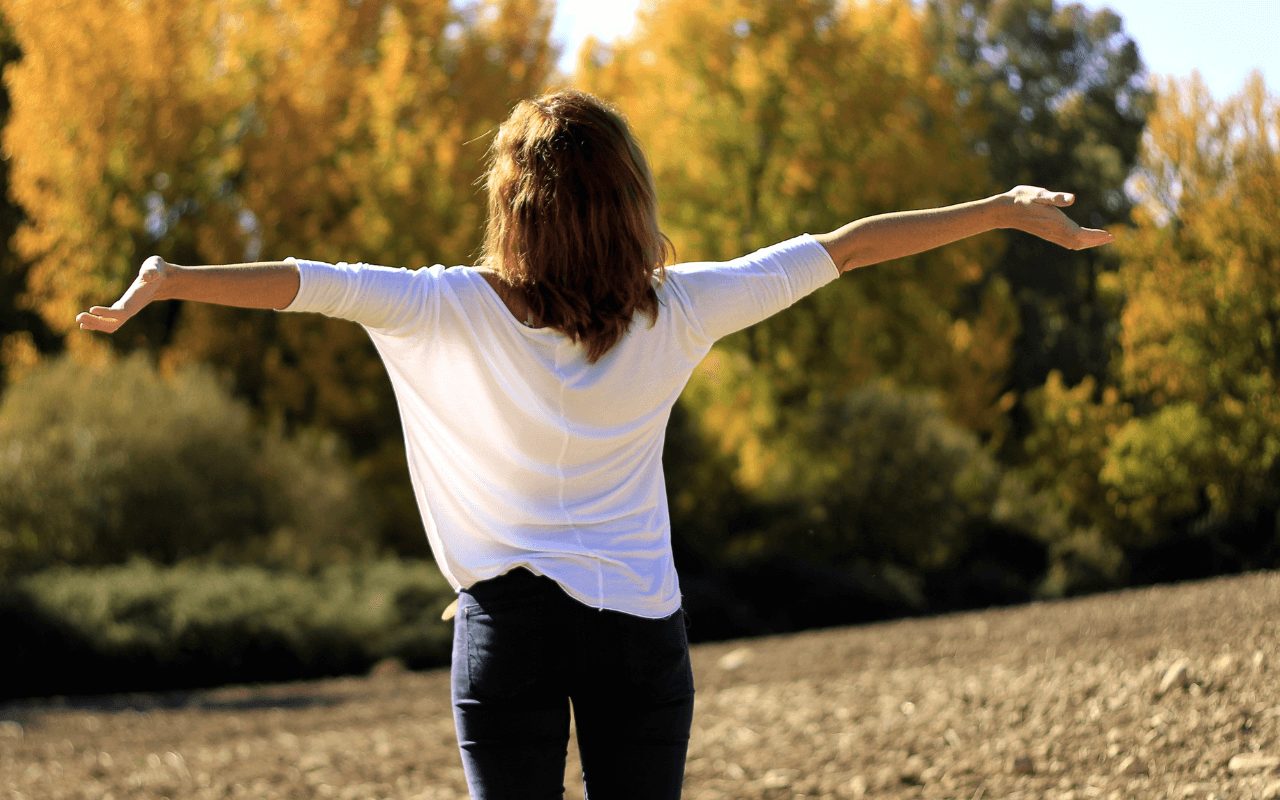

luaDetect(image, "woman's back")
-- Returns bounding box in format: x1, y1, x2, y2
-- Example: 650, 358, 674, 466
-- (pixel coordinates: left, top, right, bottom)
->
283, 233, 839, 616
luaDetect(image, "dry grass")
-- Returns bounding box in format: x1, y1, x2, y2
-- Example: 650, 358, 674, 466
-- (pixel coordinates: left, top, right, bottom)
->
3, 571, 1279, 799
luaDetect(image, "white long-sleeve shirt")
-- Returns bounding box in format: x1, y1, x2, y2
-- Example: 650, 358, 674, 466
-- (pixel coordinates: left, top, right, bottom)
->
281, 234, 839, 617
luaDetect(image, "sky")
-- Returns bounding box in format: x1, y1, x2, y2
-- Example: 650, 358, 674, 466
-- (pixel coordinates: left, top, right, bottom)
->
550, 0, 1280, 100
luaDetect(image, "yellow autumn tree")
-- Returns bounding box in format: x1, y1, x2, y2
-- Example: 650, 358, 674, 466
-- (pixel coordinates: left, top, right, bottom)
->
1020, 73, 1279, 587
1105, 72, 1280, 549
3, 0, 246, 338
575, 0, 1016, 494
4, 0, 556, 551
5, 0, 553, 314
160, 0, 555, 436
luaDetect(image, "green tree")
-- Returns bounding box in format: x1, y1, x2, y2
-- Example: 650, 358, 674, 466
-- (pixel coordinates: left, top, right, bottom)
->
751, 382, 1003, 570
1021, 371, 1131, 535
924, 0, 1151, 405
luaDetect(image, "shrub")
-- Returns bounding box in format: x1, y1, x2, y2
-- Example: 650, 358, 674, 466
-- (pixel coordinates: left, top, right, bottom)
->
1101, 402, 1217, 546
760, 381, 1004, 572
3, 558, 455, 699
1037, 526, 1128, 598
707, 381, 1067, 615
0, 353, 372, 574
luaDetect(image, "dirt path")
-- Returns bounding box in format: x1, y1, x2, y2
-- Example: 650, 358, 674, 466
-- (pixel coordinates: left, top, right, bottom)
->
4, 571, 1279, 799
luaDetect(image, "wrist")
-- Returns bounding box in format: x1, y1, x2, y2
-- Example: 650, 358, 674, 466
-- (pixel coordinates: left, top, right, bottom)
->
981, 193, 1015, 229
152, 259, 181, 301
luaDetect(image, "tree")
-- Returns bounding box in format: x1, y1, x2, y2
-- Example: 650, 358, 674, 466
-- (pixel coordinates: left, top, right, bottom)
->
576, 0, 1019, 504
3, 0, 557, 552
924, 0, 1150, 407
0, 13, 58, 387
1020, 74, 1280, 585
1107, 73, 1280, 570
0, 353, 373, 575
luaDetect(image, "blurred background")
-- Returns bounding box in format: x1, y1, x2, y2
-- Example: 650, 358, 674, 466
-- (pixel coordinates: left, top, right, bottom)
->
0, 0, 1276, 699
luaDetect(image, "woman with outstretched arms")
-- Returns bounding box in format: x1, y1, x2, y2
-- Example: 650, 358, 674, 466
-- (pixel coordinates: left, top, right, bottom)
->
79, 90, 1111, 800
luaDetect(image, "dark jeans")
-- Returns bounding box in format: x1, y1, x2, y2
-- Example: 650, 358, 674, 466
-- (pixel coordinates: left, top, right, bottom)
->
451, 568, 695, 799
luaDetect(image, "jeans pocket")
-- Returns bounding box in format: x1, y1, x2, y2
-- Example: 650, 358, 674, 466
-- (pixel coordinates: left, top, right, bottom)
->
624, 609, 695, 702
463, 600, 554, 702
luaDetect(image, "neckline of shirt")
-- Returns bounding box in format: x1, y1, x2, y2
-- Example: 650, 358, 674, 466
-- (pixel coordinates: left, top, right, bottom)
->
462, 267, 564, 340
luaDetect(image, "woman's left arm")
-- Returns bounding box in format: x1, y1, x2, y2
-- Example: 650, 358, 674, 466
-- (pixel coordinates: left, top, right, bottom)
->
814, 185, 1114, 274
77, 257, 300, 334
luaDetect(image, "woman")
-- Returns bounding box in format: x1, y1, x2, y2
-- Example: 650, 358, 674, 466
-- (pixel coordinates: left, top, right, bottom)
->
78, 89, 1112, 799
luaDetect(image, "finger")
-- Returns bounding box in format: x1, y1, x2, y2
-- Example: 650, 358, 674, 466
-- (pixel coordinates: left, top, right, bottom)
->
76, 312, 122, 333
1073, 227, 1114, 249
88, 305, 126, 317
1033, 191, 1074, 207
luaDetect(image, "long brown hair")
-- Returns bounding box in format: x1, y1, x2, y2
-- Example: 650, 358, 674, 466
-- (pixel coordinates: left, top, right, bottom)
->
480, 89, 673, 363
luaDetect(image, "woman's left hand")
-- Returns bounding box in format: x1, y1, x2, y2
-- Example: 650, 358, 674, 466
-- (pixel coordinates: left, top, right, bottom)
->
999, 185, 1114, 250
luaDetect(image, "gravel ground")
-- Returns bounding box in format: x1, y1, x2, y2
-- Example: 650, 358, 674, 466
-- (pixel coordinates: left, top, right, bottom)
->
3, 571, 1278, 799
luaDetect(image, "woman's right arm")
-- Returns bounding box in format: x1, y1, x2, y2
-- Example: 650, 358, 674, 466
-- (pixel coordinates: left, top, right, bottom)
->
77, 257, 300, 334
78, 257, 434, 335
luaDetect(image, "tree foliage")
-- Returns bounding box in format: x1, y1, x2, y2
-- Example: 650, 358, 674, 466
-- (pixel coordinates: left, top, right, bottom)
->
4, 0, 555, 328
3, 0, 1276, 625
2, 0, 557, 549
1022, 74, 1280, 582
925, 0, 1150, 398
1110, 73, 1280, 552
576, 0, 1020, 526
751, 382, 1003, 570
0, 12, 54, 386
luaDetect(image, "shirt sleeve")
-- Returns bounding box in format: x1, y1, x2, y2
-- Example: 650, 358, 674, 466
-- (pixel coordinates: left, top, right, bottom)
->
277, 258, 440, 336
663, 234, 840, 343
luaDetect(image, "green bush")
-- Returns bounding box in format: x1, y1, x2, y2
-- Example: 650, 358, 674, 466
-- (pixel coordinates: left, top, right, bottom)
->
0, 354, 373, 574
1037, 526, 1127, 598
1101, 403, 1280, 582
988, 469, 1119, 599
1101, 402, 1217, 546
760, 381, 1004, 572
704, 381, 1063, 616
2, 558, 456, 699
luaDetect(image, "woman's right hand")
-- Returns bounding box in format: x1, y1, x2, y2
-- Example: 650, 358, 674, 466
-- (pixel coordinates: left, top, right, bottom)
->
999, 185, 1114, 250
76, 255, 172, 334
